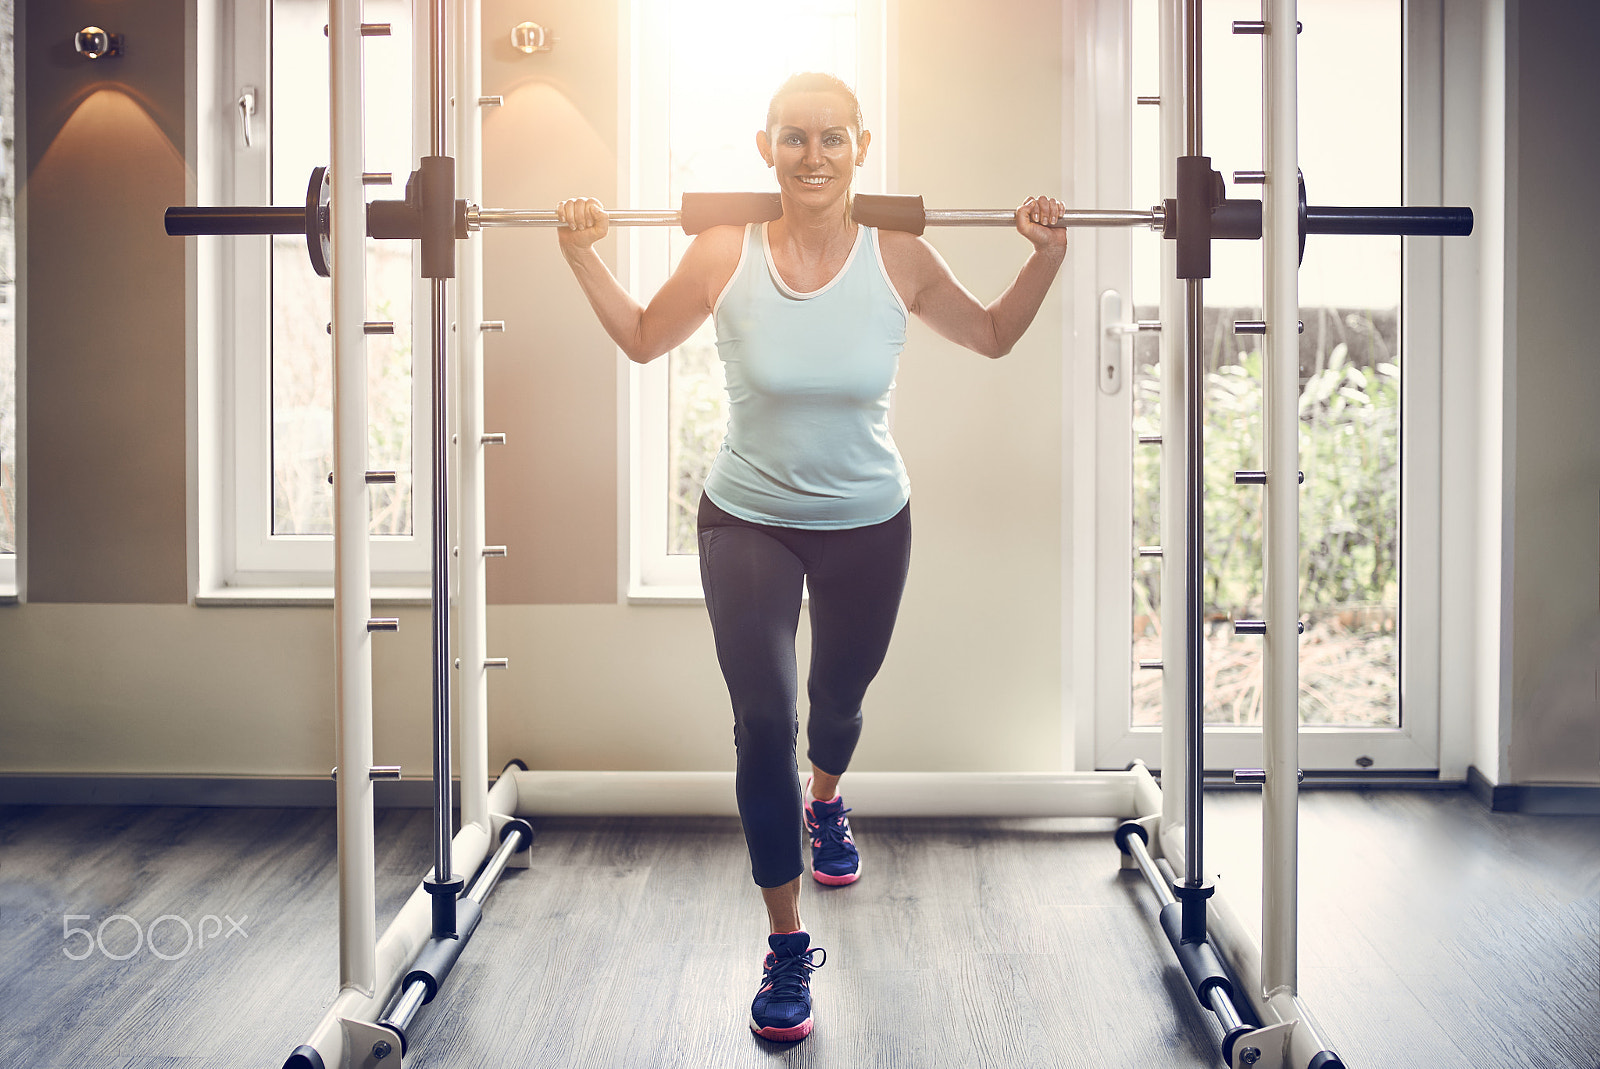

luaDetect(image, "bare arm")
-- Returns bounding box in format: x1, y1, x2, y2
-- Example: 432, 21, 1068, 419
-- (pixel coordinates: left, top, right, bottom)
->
554, 198, 739, 364
883, 195, 1069, 359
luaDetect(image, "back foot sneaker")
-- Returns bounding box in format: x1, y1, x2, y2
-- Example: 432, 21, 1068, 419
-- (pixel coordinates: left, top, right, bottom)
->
806, 792, 860, 885
749, 931, 826, 1041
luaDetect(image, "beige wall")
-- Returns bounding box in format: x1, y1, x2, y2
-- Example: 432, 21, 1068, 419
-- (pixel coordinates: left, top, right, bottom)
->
1504, 3, 1600, 786
0, 0, 1071, 778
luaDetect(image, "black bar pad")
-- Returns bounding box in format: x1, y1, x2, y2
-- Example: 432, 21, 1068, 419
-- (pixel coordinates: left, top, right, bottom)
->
1304, 204, 1473, 237
282, 1045, 327, 1069
679, 192, 783, 234
164, 206, 306, 237
852, 194, 927, 235
1307, 1052, 1347, 1069
419, 156, 457, 279
1158, 901, 1235, 1004
1211, 199, 1263, 241
403, 898, 484, 1004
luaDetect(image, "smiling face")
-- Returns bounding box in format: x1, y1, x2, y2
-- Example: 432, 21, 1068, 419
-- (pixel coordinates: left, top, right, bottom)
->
758, 90, 871, 211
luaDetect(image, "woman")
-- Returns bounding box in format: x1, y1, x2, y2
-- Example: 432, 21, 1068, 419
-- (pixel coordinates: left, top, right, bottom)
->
555, 72, 1067, 1042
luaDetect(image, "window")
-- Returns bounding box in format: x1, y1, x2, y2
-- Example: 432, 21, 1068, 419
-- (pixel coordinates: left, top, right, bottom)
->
203, 0, 426, 594
0, 0, 15, 594
624, 0, 889, 597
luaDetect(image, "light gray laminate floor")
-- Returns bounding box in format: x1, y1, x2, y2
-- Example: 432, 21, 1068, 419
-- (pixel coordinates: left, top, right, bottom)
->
0, 790, 1595, 1069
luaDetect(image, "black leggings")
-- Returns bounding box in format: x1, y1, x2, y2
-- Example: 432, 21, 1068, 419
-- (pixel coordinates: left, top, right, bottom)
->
697, 494, 912, 888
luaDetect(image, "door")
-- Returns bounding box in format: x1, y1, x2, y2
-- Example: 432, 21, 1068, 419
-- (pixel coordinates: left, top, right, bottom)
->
1080, 0, 1443, 774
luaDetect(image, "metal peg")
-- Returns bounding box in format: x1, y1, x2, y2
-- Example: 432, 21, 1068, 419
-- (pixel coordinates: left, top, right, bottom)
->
478, 95, 504, 107
363, 173, 393, 185
1233, 170, 1267, 184
483, 546, 508, 558
480, 321, 507, 332
331, 766, 403, 780
1138, 546, 1163, 558
1230, 769, 1305, 787
324, 23, 392, 36
1139, 660, 1164, 671
1233, 320, 1304, 335
1233, 620, 1307, 635
1231, 19, 1300, 33
1235, 470, 1305, 485
1111, 320, 1162, 335
1138, 434, 1163, 445
366, 618, 399, 632
365, 471, 398, 484
325, 321, 397, 334
485, 658, 510, 670
481, 432, 507, 445
1136, 95, 1160, 105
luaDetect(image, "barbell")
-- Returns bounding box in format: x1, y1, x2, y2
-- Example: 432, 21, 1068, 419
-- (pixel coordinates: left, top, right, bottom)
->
163, 166, 1473, 278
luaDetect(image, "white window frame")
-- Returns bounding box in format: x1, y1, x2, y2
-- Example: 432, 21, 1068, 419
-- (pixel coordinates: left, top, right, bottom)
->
619, 0, 893, 601
197, 0, 430, 599
1079, 0, 1446, 772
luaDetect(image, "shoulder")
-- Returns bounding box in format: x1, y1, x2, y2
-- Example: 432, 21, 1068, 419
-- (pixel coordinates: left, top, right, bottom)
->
874, 228, 950, 313
679, 224, 749, 308
875, 228, 948, 282
687, 223, 750, 264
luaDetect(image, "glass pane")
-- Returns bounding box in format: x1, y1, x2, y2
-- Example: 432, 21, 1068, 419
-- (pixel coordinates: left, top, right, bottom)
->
0, 0, 15, 557
652, 0, 863, 555
271, 0, 414, 537
1130, 0, 1402, 729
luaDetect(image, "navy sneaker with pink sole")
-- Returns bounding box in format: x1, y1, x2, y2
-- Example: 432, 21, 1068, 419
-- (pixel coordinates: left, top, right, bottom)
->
805, 792, 860, 885
749, 931, 826, 1041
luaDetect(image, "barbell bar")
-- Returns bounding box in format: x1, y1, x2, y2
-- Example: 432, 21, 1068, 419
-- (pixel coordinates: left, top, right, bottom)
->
164, 169, 1473, 278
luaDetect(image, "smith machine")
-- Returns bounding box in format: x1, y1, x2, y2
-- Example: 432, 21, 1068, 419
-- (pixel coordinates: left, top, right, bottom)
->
165, 0, 1470, 1066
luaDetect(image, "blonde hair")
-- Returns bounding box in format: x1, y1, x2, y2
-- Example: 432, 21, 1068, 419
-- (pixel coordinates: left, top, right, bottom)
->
765, 72, 863, 135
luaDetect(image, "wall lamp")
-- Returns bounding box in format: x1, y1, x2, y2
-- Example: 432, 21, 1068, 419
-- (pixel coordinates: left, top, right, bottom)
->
74, 26, 124, 60
511, 21, 553, 54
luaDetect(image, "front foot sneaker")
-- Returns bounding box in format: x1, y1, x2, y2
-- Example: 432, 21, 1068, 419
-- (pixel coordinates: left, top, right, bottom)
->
749, 931, 826, 1041
806, 792, 860, 885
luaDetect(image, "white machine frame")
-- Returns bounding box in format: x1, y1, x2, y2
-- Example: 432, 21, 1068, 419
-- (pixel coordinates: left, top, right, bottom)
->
292, 1, 1345, 1066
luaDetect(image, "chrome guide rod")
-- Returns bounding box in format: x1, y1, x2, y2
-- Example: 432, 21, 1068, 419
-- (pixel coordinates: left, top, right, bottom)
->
1262, 0, 1301, 1001
1158, 0, 1189, 846
426, 0, 456, 914
1180, 0, 1206, 892
330, 0, 377, 998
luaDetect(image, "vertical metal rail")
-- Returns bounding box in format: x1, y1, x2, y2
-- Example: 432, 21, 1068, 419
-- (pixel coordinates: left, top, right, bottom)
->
1261, 0, 1301, 1000
455, 0, 491, 837
1179, 0, 1207, 892
330, 0, 378, 998
1157, 0, 1189, 845
424, 0, 459, 932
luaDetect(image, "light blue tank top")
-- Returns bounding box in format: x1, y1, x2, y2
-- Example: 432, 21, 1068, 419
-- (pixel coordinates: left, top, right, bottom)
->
703, 222, 911, 530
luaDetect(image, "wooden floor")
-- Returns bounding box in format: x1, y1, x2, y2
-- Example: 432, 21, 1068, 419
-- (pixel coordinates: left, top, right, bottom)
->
0, 790, 1595, 1069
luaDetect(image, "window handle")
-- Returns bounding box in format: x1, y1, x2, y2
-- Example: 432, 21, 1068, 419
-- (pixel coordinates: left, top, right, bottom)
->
237, 87, 257, 149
